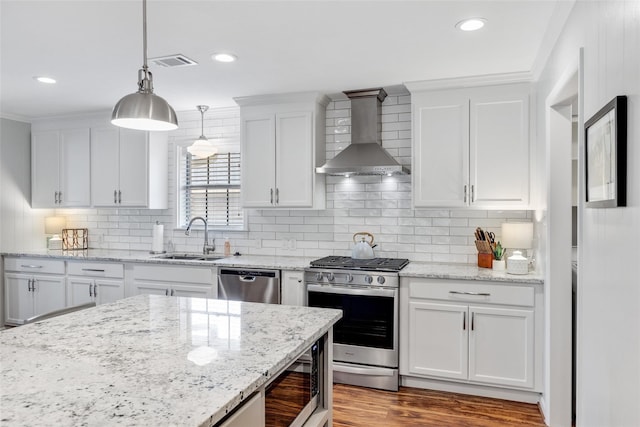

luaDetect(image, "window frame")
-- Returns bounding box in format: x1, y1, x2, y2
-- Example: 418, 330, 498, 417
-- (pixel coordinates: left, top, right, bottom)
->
176, 142, 247, 232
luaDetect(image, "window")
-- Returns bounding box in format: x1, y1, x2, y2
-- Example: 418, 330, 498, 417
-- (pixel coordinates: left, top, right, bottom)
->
178, 148, 243, 230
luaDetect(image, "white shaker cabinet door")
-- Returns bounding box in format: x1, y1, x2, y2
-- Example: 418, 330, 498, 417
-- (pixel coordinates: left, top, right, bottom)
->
468, 306, 534, 388
91, 127, 121, 206
241, 114, 276, 208
32, 274, 66, 318
470, 87, 529, 207
68, 277, 95, 306
4, 273, 33, 324
275, 111, 313, 207
32, 131, 60, 208
412, 93, 469, 208
281, 270, 305, 306
118, 129, 149, 206
407, 301, 469, 380
171, 284, 214, 299
59, 128, 91, 207
94, 279, 125, 305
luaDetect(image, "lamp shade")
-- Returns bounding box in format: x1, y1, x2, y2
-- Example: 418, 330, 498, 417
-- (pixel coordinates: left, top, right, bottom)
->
45, 216, 66, 235
187, 137, 218, 158
111, 92, 178, 131
501, 222, 533, 249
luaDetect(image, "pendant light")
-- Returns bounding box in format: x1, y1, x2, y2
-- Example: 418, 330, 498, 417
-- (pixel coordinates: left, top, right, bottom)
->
187, 105, 218, 158
111, 0, 178, 131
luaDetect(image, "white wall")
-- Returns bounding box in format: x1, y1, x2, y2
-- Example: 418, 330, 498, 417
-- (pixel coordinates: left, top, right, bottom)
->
536, 1, 640, 425
0, 118, 51, 251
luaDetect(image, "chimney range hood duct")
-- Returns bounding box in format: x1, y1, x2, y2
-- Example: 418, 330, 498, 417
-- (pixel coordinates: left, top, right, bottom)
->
316, 88, 410, 176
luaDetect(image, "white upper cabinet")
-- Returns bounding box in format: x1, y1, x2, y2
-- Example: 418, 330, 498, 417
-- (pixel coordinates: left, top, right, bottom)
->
32, 129, 91, 208
235, 92, 328, 209
91, 127, 168, 208
408, 80, 531, 209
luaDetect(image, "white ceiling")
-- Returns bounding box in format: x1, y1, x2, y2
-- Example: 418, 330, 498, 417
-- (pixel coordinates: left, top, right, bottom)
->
0, 0, 573, 121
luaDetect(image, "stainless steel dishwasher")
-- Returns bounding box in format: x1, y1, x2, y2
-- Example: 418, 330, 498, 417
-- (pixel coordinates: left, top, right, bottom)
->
217, 268, 281, 304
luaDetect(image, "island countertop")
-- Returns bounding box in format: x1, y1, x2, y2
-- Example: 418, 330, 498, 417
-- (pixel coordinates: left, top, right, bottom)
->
0, 295, 342, 426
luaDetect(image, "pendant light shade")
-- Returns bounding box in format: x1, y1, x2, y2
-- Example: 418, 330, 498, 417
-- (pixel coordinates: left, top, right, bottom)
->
111, 0, 178, 131
187, 105, 218, 158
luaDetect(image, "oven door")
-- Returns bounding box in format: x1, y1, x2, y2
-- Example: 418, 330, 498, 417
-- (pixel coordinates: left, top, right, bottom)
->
307, 284, 398, 368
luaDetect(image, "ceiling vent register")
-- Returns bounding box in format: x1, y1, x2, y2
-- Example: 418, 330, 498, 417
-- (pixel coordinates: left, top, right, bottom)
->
149, 54, 198, 68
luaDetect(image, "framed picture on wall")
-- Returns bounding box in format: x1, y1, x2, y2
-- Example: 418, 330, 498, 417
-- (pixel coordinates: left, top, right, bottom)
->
585, 95, 627, 208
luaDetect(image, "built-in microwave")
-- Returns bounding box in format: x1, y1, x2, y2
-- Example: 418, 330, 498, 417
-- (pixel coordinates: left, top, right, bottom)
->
264, 339, 322, 427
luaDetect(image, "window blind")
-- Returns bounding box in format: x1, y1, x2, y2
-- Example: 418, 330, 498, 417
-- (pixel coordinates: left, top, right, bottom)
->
179, 151, 243, 229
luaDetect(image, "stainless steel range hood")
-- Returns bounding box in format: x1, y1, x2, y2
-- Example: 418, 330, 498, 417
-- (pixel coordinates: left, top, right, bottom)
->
316, 88, 410, 176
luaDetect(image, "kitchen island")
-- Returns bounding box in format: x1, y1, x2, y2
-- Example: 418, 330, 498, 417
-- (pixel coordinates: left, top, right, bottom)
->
0, 294, 341, 426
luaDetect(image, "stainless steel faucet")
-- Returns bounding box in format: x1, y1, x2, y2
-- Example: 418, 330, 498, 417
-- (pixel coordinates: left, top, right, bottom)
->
185, 216, 215, 254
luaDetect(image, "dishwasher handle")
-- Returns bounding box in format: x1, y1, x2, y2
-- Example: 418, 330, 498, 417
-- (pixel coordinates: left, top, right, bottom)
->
239, 275, 257, 282
219, 268, 280, 279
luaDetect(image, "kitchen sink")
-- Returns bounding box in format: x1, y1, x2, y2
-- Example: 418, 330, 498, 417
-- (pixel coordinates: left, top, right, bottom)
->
153, 253, 224, 261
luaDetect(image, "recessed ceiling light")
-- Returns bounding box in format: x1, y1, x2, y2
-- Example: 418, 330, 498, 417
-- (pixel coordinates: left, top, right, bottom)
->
34, 76, 56, 84
456, 18, 486, 32
212, 53, 237, 63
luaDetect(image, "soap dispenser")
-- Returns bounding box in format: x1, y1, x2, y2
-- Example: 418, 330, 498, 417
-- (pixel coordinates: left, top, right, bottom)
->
224, 238, 231, 257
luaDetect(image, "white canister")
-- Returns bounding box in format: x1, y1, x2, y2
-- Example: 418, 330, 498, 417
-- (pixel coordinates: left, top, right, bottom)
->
507, 251, 529, 275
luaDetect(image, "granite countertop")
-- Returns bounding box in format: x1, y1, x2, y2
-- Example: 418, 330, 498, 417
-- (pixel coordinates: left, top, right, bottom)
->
0, 294, 342, 427
1, 250, 543, 284
400, 262, 544, 285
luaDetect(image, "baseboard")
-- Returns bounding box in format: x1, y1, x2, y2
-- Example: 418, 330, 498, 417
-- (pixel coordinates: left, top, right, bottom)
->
538, 395, 550, 426
401, 375, 542, 404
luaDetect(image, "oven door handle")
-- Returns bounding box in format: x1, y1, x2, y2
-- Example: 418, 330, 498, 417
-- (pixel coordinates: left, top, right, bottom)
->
333, 362, 396, 377
307, 284, 396, 298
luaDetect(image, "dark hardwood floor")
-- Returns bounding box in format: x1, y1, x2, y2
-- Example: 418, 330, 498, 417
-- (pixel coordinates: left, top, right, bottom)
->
333, 384, 546, 427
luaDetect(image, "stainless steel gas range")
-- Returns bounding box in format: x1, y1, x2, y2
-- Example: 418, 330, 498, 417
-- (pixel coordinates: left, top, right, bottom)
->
305, 256, 409, 391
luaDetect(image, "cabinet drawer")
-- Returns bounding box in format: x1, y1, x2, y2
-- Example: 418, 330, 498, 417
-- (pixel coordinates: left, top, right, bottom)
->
408, 279, 534, 307
67, 261, 124, 278
4, 257, 65, 274
133, 264, 215, 284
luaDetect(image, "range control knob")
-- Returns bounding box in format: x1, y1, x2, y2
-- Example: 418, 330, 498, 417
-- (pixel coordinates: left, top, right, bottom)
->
364, 275, 373, 284
377, 276, 386, 285
315, 272, 324, 281
345, 274, 353, 283
326, 273, 335, 281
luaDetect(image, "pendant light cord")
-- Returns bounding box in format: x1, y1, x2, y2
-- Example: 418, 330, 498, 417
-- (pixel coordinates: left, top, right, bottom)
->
138, 0, 152, 94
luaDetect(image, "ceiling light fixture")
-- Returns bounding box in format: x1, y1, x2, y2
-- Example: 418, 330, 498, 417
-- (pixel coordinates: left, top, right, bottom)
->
111, 0, 178, 131
456, 18, 486, 32
212, 53, 237, 63
187, 105, 218, 158
34, 76, 56, 84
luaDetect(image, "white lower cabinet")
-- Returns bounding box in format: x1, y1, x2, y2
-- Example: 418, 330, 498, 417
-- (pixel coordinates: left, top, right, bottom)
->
281, 270, 305, 306
400, 278, 541, 393
4, 258, 66, 325
130, 264, 216, 299
67, 261, 125, 306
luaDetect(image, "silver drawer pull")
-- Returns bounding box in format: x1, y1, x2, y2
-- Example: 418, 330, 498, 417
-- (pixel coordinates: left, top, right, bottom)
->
449, 291, 491, 297
82, 269, 105, 272
21, 265, 43, 269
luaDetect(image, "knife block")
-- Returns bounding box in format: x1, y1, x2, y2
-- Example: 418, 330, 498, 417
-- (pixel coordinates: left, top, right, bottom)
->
477, 253, 493, 269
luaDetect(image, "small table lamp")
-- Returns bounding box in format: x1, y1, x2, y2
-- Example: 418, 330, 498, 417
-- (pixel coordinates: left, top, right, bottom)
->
501, 222, 533, 275
45, 216, 66, 250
